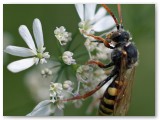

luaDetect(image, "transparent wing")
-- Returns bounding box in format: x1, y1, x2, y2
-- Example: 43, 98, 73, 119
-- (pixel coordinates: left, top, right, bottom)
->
113, 55, 136, 116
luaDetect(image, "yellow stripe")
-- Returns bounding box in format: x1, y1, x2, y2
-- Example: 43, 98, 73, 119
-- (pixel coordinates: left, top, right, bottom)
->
108, 87, 118, 96
98, 110, 108, 116
103, 97, 115, 105
100, 104, 113, 113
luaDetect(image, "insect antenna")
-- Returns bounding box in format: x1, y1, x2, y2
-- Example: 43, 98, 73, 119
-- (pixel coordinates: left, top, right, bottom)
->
101, 4, 120, 30
117, 4, 123, 28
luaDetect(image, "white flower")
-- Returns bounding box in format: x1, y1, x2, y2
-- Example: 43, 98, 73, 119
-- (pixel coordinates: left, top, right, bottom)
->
93, 68, 107, 82
41, 68, 53, 78
95, 44, 113, 60
26, 100, 56, 116
75, 4, 115, 35
54, 26, 72, 45
63, 80, 74, 92
84, 37, 98, 52
50, 82, 63, 97
4, 18, 50, 73
76, 65, 93, 83
76, 65, 107, 92
62, 51, 76, 65
27, 100, 64, 116
55, 95, 65, 110
49, 82, 65, 112
27, 82, 64, 116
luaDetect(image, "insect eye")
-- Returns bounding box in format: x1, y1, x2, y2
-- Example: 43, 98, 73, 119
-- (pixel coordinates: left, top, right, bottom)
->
122, 32, 130, 40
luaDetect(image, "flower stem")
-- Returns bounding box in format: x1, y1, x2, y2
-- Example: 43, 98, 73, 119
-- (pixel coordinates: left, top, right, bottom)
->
75, 81, 81, 95
88, 51, 92, 60
65, 30, 79, 51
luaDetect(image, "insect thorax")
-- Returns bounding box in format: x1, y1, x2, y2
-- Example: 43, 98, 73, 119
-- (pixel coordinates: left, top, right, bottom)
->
111, 42, 138, 69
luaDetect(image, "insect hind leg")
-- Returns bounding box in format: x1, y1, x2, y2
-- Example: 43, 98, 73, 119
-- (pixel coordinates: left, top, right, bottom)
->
97, 68, 118, 87
62, 68, 118, 102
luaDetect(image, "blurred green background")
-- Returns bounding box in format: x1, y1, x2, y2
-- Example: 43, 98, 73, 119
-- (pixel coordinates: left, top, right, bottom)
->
3, 4, 155, 116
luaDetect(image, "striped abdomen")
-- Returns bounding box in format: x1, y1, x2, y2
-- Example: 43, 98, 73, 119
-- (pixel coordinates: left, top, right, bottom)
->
98, 80, 120, 116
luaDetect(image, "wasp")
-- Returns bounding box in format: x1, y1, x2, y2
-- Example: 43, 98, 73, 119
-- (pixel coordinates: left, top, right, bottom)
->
64, 4, 138, 116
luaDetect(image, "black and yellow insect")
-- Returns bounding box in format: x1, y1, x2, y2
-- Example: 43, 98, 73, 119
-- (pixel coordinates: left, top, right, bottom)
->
96, 4, 138, 116
64, 4, 138, 116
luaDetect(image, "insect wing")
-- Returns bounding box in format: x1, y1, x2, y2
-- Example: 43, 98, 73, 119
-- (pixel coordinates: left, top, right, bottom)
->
113, 56, 136, 116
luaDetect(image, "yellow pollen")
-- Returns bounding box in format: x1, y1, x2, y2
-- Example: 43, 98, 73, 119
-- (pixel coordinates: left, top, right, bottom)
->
37, 53, 43, 59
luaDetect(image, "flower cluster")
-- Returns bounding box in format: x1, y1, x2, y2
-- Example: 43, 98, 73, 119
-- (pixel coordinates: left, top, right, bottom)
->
62, 51, 76, 65
84, 37, 98, 52
54, 26, 72, 45
84, 37, 113, 61
63, 80, 74, 92
75, 4, 115, 35
49, 82, 64, 109
49, 80, 76, 110
4, 4, 116, 116
41, 68, 53, 78
95, 43, 113, 60
77, 65, 107, 92
5, 18, 50, 73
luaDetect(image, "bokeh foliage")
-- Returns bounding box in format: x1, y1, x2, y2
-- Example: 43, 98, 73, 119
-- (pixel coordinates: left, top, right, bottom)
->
3, 4, 155, 116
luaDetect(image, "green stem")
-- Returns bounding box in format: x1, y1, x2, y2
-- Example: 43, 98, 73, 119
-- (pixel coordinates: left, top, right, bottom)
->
54, 65, 64, 82
88, 50, 92, 60
65, 30, 79, 51
49, 64, 61, 69
75, 81, 81, 95
56, 39, 63, 55
70, 43, 83, 53
74, 52, 88, 59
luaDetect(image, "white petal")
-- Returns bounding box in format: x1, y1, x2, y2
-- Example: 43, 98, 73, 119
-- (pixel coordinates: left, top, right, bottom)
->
33, 18, 44, 50
85, 4, 96, 20
19, 25, 36, 52
75, 4, 84, 21
5, 45, 36, 57
7, 58, 35, 73
32, 100, 51, 111
92, 7, 107, 23
35, 58, 39, 65
27, 100, 56, 116
93, 16, 115, 32
40, 58, 47, 64
54, 107, 64, 116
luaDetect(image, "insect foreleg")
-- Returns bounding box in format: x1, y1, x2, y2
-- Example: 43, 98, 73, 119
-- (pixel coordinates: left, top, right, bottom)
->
86, 34, 114, 49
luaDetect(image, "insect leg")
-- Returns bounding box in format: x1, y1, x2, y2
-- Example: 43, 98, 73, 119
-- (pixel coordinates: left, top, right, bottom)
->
104, 62, 114, 68
86, 34, 114, 49
63, 68, 118, 101
87, 60, 105, 68
91, 40, 103, 43
97, 68, 118, 87
87, 60, 114, 68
